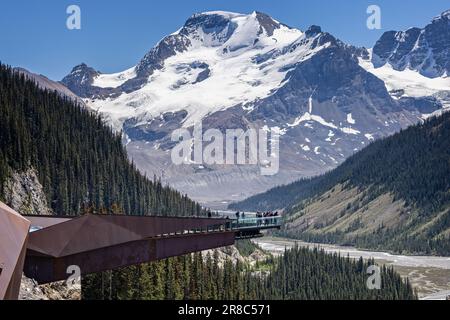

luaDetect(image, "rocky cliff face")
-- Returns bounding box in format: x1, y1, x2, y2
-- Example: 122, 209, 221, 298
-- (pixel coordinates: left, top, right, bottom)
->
3, 168, 52, 216
202, 244, 268, 268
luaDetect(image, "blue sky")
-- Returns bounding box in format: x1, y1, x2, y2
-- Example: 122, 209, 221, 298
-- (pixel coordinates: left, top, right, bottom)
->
1, 0, 448, 80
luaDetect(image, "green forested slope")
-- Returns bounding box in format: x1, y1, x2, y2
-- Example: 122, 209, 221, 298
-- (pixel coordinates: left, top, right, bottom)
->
83, 246, 416, 300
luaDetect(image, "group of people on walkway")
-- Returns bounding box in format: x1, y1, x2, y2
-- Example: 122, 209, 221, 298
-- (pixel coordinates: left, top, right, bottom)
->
256, 211, 279, 218
256, 211, 279, 226
233, 211, 279, 220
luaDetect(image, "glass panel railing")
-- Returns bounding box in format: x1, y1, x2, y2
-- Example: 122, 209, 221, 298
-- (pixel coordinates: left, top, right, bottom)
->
154, 217, 281, 238
231, 216, 282, 230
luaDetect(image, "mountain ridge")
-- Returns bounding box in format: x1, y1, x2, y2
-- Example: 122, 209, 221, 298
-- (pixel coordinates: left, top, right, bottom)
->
60, 10, 449, 207
372, 9, 450, 78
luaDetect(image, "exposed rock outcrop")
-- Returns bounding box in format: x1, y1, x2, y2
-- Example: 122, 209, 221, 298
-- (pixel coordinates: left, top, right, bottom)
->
202, 245, 269, 268
20, 275, 81, 300
3, 168, 52, 216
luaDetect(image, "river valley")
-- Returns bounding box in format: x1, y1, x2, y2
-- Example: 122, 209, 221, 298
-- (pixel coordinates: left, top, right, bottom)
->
253, 237, 450, 300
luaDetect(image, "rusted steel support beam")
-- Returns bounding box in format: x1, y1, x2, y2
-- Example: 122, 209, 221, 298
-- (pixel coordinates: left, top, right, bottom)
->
24, 231, 235, 284
0, 203, 31, 300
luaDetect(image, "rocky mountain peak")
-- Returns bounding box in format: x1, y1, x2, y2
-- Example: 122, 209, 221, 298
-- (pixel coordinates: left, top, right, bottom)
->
372, 9, 450, 78
62, 63, 97, 85
179, 11, 238, 43
432, 9, 450, 22
135, 11, 292, 82
305, 25, 322, 37
178, 11, 285, 47
68, 63, 98, 77
253, 11, 283, 36
61, 63, 102, 97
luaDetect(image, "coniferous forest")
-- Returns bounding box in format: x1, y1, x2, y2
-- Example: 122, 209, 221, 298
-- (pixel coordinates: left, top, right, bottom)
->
0, 63, 416, 300
82, 246, 416, 300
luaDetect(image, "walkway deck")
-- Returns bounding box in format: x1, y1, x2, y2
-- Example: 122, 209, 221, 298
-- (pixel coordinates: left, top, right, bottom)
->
1, 202, 282, 298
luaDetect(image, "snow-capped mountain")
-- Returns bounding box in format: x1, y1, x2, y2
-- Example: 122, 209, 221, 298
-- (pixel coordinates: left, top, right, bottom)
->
358, 9, 450, 114
371, 10, 450, 78
62, 10, 449, 208
64, 12, 307, 130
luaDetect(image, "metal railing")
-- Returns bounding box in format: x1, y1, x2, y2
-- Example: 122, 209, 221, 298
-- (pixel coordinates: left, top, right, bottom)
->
156, 216, 282, 237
